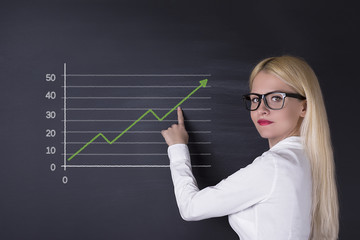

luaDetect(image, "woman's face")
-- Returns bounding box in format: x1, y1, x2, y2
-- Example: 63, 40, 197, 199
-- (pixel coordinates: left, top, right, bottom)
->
250, 70, 307, 148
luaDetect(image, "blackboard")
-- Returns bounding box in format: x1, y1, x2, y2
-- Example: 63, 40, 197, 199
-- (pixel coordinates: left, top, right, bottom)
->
1, 0, 358, 239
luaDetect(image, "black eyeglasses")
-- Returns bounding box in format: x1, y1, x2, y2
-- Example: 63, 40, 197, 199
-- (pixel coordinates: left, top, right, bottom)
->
242, 91, 306, 111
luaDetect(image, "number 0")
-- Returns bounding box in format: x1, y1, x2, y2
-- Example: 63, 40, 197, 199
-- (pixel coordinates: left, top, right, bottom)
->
62, 176, 68, 184
50, 163, 56, 171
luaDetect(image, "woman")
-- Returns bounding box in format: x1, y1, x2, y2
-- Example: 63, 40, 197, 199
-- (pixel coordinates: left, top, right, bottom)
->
161, 56, 339, 240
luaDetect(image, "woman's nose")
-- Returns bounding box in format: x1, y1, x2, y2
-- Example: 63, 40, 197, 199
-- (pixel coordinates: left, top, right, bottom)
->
258, 99, 270, 114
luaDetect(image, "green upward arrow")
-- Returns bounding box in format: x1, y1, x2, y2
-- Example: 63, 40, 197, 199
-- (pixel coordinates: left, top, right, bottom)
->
67, 79, 208, 161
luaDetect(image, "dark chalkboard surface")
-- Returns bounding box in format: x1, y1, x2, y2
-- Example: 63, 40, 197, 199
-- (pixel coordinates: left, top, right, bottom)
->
1, 0, 358, 239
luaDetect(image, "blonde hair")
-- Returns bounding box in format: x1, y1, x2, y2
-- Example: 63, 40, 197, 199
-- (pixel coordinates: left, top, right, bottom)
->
249, 56, 339, 239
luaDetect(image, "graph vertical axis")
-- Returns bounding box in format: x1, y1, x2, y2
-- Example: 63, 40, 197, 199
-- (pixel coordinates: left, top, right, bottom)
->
63, 63, 67, 171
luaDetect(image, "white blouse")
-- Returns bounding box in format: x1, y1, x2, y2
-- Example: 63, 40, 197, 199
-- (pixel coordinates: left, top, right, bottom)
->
167, 136, 312, 240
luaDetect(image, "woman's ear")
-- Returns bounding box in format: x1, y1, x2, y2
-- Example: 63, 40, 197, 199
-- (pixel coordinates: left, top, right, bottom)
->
300, 100, 307, 118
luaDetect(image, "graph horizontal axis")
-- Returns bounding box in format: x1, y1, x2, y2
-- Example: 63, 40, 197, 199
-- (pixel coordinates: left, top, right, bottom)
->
62, 108, 212, 111
61, 165, 212, 168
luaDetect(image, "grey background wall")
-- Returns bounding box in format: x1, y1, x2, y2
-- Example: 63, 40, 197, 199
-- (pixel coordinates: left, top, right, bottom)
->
0, 0, 358, 239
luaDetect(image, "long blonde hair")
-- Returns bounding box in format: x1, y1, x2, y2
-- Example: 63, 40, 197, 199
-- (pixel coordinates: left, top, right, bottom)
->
249, 56, 339, 239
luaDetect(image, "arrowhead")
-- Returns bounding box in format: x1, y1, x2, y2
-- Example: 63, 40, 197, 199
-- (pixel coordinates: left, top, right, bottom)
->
199, 79, 208, 87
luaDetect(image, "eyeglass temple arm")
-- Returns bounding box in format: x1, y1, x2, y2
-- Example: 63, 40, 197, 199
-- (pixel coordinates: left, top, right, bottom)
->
286, 93, 306, 100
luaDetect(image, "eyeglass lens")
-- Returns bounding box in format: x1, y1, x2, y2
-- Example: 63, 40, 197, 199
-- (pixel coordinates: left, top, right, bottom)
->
245, 93, 285, 110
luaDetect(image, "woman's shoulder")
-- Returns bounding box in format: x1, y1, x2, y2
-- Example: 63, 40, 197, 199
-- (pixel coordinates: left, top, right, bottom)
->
261, 136, 309, 169
236, 136, 308, 175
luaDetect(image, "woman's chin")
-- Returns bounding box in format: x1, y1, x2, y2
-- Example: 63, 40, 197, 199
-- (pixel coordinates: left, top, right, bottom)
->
257, 130, 275, 139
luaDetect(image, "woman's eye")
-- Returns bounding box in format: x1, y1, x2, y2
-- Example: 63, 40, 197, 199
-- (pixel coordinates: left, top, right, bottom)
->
271, 96, 282, 102
251, 98, 259, 103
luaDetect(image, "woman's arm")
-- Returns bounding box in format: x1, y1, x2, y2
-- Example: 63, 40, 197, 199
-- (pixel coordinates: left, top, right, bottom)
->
161, 107, 277, 221
168, 144, 277, 221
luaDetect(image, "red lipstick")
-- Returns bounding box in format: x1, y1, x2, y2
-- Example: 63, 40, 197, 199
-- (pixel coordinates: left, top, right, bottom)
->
257, 119, 273, 126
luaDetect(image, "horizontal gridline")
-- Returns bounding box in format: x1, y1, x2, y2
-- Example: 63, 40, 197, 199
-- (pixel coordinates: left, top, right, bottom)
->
62, 120, 211, 122
62, 131, 211, 133
62, 153, 211, 156
61, 165, 212, 168
62, 97, 211, 99
61, 74, 211, 77
61, 142, 211, 144
62, 85, 212, 88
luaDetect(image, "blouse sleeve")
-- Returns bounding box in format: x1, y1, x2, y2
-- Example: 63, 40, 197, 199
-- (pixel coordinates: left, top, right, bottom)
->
168, 144, 277, 221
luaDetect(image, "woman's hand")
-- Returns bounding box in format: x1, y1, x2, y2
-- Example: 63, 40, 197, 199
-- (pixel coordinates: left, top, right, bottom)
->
161, 107, 189, 146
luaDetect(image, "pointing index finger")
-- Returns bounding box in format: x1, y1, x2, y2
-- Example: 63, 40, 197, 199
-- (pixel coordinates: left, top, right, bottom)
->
177, 107, 185, 126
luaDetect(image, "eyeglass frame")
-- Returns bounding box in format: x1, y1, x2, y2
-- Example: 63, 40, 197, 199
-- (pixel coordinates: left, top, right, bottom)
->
242, 91, 306, 111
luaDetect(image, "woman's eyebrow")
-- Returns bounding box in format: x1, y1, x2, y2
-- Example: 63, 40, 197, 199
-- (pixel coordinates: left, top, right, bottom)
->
250, 90, 285, 94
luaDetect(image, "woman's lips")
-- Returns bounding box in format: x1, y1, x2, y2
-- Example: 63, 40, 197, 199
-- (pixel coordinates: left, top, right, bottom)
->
257, 119, 274, 126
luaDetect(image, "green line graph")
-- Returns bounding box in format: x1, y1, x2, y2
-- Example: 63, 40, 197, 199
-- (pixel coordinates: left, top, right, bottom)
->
67, 79, 208, 161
